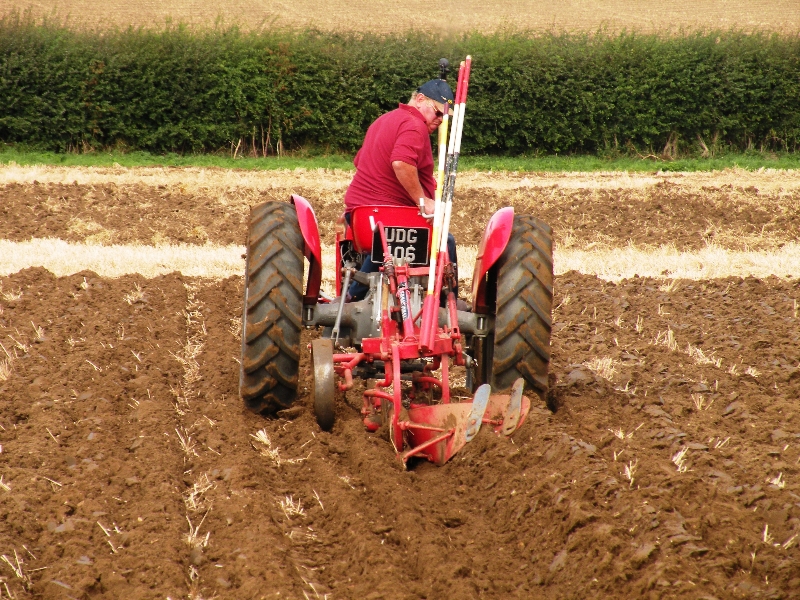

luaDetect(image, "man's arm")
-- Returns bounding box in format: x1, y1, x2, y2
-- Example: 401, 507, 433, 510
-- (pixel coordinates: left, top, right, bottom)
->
392, 160, 435, 215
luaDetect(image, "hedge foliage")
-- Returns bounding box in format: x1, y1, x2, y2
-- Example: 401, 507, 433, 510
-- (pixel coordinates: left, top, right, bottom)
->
2, 14, 799, 155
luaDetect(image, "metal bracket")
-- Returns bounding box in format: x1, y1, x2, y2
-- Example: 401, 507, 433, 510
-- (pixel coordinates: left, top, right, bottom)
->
331, 263, 354, 345
463, 353, 474, 391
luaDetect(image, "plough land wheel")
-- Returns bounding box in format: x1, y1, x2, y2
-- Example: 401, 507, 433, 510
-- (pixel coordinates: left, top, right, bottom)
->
311, 338, 336, 431
488, 214, 553, 401
240, 201, 304, 414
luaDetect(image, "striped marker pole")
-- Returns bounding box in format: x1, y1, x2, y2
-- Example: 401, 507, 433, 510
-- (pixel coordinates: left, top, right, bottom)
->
420, 59, 468, 351
440, 56, 471, 256
432, 56, 471, 317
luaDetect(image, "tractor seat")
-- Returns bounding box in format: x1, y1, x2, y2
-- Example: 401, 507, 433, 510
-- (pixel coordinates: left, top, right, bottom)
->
349, 205, 433, 266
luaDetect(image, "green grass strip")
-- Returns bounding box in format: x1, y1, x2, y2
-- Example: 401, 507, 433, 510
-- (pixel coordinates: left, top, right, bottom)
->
0, 149, 356, 171
460, 153, 800, 172
1, 149, 799, 172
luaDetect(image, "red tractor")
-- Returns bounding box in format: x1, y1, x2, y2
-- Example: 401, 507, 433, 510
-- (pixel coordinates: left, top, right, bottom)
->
239, 58, 553, 465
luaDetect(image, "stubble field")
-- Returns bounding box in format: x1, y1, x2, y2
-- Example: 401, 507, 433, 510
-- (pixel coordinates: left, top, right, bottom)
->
1, 166, 800, 599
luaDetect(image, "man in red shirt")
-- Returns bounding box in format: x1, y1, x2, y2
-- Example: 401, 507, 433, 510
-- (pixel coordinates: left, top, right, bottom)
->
345, 79, 458, 300
345, 78, 452, 214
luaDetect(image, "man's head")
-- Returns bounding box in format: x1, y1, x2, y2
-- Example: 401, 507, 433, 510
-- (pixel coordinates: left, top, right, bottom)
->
410, 79, 454, 133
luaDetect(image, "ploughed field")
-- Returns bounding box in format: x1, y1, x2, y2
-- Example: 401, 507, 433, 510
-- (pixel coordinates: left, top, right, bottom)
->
1, 167, 800, 599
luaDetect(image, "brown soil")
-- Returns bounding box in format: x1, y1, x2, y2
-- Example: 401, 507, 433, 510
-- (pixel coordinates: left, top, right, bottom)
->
2, 177, 800, 599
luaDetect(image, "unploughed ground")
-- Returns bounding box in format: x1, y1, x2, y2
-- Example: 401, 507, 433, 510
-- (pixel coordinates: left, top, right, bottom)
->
1, 0, 798, 34
1, 170, 800, 599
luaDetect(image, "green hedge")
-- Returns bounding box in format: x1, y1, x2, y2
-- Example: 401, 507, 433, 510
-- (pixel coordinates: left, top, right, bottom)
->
1, 15, 799, 155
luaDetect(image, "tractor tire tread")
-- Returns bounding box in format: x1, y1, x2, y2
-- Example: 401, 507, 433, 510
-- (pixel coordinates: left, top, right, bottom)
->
240, 201, 304, 414
491, 214, 553, 400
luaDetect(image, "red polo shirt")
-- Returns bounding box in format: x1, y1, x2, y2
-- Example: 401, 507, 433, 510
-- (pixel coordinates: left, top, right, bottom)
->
344, 104, 435, 211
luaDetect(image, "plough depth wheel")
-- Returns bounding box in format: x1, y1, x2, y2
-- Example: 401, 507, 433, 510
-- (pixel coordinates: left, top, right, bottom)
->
311, 338, 336, 431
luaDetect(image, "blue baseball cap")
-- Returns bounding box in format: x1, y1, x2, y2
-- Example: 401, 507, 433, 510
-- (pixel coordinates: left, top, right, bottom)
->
417, 79, 454, 107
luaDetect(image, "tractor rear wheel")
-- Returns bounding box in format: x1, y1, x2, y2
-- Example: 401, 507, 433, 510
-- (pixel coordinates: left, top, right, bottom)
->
489, 214, 553, 401
240, 201, 304, 414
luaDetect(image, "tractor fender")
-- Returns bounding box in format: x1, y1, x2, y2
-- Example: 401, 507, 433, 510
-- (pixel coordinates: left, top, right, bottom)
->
470, 206, 515, 313
291, 194, 322, 305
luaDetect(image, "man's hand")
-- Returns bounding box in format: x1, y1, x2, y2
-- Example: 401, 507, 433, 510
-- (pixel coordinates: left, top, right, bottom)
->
422, 197, 435, 215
